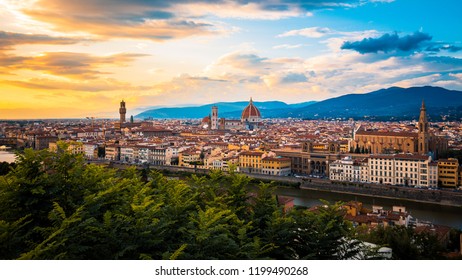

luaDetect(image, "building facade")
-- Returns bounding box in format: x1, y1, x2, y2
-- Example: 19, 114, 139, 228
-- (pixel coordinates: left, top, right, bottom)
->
261, 157, 292, 176
238, 151, 264, 174
329, 156, 367, 183
274, 141, 344, 177
350, 102, 448, 158
368, 154, 434, 187
105, 145, 120, 161
438, 158, 459, 188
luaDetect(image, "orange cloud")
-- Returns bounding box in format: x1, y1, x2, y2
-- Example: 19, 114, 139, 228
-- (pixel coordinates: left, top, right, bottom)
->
1, 52, 148, 79
1, 77, 151, 92
22, 0, 221, 41
0, 30, 84, 50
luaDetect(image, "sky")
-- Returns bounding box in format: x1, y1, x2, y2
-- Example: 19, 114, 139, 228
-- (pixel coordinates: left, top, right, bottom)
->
0, 0, 461, 119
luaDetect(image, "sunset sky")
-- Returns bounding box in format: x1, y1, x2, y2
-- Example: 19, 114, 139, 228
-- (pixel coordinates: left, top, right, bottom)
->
1, 0, 461, 119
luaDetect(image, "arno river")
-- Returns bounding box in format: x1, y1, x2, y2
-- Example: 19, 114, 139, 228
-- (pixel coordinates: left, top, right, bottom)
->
1, 150, 461, 230
274, 187, 462, 230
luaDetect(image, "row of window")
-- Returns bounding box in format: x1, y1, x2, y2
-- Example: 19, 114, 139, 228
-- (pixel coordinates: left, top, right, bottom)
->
370, 160, 424, 167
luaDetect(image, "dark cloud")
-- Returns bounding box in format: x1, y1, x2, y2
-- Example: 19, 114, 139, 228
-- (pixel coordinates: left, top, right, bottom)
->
34, 0, 364, 13
425, 45, 462, 53
341, 31, 432, 54
423, 56, 462, 70
0, 31, 82, 49
259, 0, 356, 11
22, 1, 380, 41
281, 72, 308, 83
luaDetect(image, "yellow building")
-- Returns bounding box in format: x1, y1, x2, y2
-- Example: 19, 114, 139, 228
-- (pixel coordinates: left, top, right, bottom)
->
49, 140, 84, 155
238, 151, 264, 174
343, 201, 363, 217
438, 158, 459, 188
179, 150, 201, 167
339, 141, 350, 153
261, 157, 292, 176
228, 143, 249, 151
105, 145, 120, 161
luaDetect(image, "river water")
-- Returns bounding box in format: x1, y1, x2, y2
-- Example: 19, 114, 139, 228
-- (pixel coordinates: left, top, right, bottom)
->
0, 151, 16, 163
274, 187, 462, 230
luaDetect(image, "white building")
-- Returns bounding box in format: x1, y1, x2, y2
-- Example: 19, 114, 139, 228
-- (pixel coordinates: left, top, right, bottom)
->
150, 147, 166, 166
76, 128, 105, 139
136, 145, 151, 163
428, 162, 439, 188
369, 154, 434, 187
329, 156, 367, 183
120, 146, 135, 163
83, 143, 98, 159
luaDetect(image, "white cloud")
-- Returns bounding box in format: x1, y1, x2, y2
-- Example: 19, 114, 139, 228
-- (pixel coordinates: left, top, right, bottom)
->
174, 2, 305, 20
273, 44, 305, 49
277, 27, 333, 38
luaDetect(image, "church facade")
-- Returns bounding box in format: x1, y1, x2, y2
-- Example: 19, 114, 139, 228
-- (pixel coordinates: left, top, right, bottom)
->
350, 101, 448, 158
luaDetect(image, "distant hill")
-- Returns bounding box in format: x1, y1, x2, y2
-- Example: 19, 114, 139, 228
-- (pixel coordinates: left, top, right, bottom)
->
285, 86, 462, 120
135, 101, 315, 119
135, 86, 462, 121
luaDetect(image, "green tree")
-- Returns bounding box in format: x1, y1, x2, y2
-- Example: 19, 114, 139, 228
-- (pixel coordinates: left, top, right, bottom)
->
0, 147, 366, 260
290, 201, 361, 260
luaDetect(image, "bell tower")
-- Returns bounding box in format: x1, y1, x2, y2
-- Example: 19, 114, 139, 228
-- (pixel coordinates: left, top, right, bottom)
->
211, 106, 218, 130
418, 100, 429, 155
119, 100, 126, 124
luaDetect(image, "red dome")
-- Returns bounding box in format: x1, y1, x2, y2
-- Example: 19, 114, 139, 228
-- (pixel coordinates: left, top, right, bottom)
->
241, 98, 261, 119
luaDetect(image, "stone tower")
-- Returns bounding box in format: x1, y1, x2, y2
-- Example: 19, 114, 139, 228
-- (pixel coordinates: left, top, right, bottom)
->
119, 100, 126, 124
418, 100, 429, 155
211, 106, 218, 130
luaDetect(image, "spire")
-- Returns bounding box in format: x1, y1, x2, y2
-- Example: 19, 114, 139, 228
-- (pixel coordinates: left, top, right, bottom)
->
418, 99, 429, 154
419, 99, 427, 124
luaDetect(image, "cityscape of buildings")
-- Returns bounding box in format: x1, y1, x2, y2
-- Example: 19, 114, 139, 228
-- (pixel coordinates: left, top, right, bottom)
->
1, 99, 461, 190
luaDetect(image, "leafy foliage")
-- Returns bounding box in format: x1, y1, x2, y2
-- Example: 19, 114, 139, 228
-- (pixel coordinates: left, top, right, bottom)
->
357, 225, 446, 259
1, 147, 371, 259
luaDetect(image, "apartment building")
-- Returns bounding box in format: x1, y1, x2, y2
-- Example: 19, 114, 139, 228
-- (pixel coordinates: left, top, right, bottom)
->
261, 156, 292, 176
368, 154, 433, 187
438, 158, 459, 188
238, 151, 264, 174
329, 156, 367, 183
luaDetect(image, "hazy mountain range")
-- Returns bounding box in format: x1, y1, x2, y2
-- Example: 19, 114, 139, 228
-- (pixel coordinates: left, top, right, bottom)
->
136, 86, 462, 121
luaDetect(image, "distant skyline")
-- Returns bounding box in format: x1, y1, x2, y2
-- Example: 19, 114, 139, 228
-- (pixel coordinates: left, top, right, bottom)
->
1, 0, 461, 119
